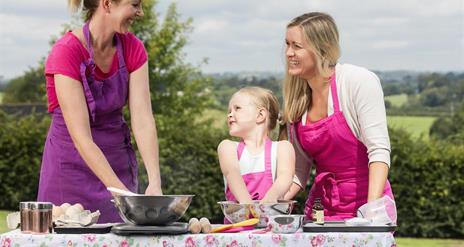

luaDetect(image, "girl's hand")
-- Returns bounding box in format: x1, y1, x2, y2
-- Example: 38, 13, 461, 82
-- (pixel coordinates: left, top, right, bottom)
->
260, 193, 277, 204
145, 183, 163, 195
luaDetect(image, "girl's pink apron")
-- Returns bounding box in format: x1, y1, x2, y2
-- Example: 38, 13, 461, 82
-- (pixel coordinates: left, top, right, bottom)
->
224, 138, 274, 223
295, 73, 394, 220
37, 22, 137, 223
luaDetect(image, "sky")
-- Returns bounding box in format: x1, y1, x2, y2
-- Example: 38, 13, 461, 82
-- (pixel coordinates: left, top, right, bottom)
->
0, 0, 463, 80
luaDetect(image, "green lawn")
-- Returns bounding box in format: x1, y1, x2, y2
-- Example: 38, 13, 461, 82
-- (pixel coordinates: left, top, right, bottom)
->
396, 237, 464, 247
1, 210, 463, 246
385, 94, 408, 107
1, 210, 10, 234
387, 115, 436, 140
0, 92, 4, 103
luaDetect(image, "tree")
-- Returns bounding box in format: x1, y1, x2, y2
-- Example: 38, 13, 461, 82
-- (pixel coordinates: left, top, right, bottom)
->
430, 103, 464, 144
2, 63, 46, 104
129, 0, 227, 220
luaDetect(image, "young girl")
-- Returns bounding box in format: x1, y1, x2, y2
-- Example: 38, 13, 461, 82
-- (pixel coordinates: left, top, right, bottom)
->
218, 87, 295, 204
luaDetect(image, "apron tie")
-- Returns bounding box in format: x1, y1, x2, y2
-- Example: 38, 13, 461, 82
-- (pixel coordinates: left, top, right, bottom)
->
314, 172, 340, 208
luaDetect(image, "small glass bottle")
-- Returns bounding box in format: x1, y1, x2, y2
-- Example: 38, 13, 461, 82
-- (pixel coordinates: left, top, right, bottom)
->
312, 198, 324, 225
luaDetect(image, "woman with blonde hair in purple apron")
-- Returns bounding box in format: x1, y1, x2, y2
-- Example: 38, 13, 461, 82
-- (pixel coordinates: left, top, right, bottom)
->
38, 0, 162, 223
281, 12, 396, 222
218, 87, 295, 213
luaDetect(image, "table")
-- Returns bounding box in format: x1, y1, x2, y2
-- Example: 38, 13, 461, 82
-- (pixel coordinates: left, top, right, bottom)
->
1, 229, 396, 247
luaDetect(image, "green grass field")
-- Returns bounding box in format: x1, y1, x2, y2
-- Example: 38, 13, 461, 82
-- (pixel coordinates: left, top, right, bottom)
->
1, 210, 10, 233
385, 94, 408, 107
1, 210, 463, 246
387, 116, 436, 140
0, 92, 4, 103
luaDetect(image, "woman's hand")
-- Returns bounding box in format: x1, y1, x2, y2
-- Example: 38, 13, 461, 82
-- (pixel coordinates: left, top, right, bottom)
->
145, 183, 163, 195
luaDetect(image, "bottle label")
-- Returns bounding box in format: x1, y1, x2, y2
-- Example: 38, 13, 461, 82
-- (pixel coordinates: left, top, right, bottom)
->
312, 209, 324, 224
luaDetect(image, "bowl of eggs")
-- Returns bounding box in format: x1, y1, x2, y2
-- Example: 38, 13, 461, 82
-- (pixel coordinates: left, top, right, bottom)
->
113, 195, 194, 225
53, 203, 100, 226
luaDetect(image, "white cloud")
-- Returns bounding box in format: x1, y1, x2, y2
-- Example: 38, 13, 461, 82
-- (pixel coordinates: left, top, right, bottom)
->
196, 19, 228, 33
1, 0, 463, 78
370, 40, 409, 49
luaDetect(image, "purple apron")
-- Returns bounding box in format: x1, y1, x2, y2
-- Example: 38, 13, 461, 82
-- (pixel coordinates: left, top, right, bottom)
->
293, 72, 394, 220
38, 22, 138, 223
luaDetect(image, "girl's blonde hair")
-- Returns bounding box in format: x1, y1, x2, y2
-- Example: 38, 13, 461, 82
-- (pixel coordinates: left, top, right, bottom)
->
282, 12, 340, 123
68, 0, 122, 21
235, 87, 280, 131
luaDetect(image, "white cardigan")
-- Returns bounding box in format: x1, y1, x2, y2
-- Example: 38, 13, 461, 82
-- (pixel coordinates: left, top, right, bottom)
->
293, 63, 391, 188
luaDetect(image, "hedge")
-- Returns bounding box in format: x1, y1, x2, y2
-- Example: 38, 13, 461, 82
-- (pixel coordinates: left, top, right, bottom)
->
0, 112, 463, 238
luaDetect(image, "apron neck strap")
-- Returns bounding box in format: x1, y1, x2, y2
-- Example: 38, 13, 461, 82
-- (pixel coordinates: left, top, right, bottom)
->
83, 22, 94, 58
237, 138, 273, 171
329, 70, 340, 112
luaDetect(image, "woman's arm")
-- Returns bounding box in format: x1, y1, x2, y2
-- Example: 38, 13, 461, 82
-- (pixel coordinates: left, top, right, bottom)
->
350, 68, 391, 201
261, 140, 295, 203
55, 74, 128, 191
284, 183, 303, 200
128, 62, 162, 195
217, 140, 253, 203
368, 162, 389, 201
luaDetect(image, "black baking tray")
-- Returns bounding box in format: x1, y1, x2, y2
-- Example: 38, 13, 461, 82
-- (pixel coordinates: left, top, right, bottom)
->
54, 223, 114, 234
303, 221, 396, 232
111, 222, 189, 235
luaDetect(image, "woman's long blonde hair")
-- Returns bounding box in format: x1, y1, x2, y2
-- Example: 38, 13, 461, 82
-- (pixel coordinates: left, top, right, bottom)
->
282, 12, 340, 123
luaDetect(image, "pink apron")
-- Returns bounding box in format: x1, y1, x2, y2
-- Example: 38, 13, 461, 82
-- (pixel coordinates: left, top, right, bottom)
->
224, 138, 274, 223
295, 73, 394, 220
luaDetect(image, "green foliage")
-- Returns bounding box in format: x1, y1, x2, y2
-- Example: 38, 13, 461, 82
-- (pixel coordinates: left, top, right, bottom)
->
0, 111, 50, 209
389, 128, 464, 238
430, 103, 464, 144
155, 115, 228, 222
2, 65, 46, 104
129, 0, 226, 221
212, 75, 283, 110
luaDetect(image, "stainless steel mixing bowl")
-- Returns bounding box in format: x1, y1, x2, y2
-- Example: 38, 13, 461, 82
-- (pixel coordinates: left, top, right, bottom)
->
113, 195, 194, 225
217, 200, 297, 227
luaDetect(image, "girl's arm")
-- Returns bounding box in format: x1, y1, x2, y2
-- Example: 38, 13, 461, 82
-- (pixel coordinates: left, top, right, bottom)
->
261, 140, 295, 203
55, 74, 128, 191
128, 62, 162, 195
218, 140, 253, 203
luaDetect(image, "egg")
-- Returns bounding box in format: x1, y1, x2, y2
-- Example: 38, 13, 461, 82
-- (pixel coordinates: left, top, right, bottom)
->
60, 203, 71, 212
73, 203, 84, 212
52, 205, 64, 218
65, 204, 83, 218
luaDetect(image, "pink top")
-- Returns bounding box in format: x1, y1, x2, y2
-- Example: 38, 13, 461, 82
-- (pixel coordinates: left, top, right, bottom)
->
45, 31, 147, 112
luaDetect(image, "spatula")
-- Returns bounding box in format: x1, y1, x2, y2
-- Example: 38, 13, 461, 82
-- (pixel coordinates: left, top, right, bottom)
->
211, 218, 259, 233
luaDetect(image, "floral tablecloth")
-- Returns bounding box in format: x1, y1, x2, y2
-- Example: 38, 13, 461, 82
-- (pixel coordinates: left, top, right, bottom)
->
1, 229, 396, 247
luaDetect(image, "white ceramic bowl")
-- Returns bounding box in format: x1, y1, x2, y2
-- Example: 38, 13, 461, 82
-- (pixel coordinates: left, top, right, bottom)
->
268, 214, 304, 233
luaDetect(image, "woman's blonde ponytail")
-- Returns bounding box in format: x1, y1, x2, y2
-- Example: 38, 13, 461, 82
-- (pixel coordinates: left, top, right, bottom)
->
68, 0, 82, 13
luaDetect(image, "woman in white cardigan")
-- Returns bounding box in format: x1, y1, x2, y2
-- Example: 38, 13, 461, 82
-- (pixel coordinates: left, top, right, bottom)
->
281, 12, 395, 220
